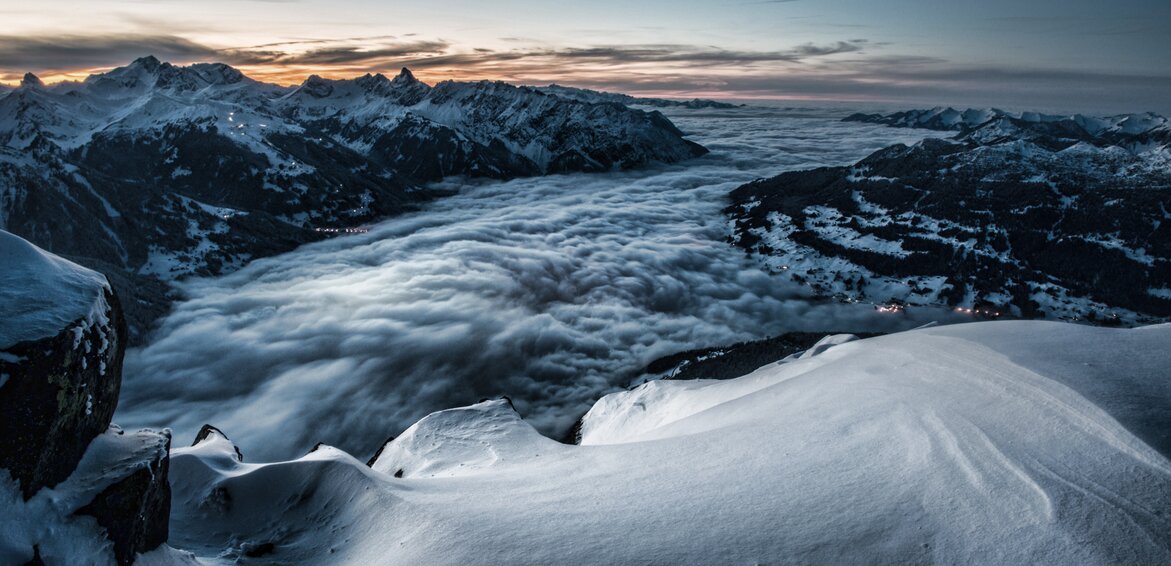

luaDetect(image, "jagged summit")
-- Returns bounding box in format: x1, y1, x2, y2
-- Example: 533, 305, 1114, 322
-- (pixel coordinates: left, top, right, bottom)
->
295, 73, 334, 97
186, 62, 246, 85
82, 56, 252, 92
19, 72, 43, 89
353, 72, 391, 94
393, 67, 417, 83
131, 54, 162, 70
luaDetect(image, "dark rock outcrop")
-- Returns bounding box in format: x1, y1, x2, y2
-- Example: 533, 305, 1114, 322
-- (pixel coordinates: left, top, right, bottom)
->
0, 290, 126, 500
365, 435, 396, 467
639, 331, 884, 382
74, 435, 172, 566
193, 424, 244, 461
0, 232, 171, 563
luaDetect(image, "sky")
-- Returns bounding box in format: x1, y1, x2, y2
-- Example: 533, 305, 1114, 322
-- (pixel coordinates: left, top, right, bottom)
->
1, 0, 1169, 112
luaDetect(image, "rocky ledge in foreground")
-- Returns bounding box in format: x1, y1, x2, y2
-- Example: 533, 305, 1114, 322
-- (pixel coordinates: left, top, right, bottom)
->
727, 109, 1171, 324
0, 229, 173, 565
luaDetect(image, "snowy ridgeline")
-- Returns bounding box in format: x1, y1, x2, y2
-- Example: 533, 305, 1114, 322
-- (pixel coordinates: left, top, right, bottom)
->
844, 106, 1171, 141
163, 321, 1171, 564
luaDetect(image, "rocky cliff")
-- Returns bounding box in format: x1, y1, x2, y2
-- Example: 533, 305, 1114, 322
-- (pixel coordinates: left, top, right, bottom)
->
0, 230, 172, 565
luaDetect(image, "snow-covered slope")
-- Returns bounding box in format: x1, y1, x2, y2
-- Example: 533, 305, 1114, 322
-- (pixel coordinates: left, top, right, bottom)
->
167, 321, 1171, 564
1, 428, 175, 565
728, 110, 1171, 324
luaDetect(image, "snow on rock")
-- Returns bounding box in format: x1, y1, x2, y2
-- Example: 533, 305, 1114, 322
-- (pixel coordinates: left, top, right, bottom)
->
168, 431, 392, 563
0, 427, 172, 565
0, 229, 110, 349
167, 321, 1171, 564
370, 398, 563, 478
0, 232, 173, 564
188, 424, 244, 463
0, 230, 128, 499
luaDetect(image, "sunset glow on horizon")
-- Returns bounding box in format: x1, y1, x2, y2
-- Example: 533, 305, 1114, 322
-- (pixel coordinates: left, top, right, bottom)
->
3, 0, 1169, 112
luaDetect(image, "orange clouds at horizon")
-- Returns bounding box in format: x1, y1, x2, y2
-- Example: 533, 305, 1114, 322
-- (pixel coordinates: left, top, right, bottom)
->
0, 60, 873, 103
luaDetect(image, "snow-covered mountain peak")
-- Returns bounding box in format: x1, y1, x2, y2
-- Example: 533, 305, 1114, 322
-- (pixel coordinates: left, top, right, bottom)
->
392, 66, 418, 85
19, 72, 43, 89
130, 54, 162, 71
353, 71, 389, 90
184, 62, 246, 86
293, 74, 335, 98
84, 55, 165, 89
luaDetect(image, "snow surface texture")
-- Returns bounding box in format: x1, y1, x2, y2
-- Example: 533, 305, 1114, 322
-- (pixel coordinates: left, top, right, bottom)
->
0, 229, 110, 349
118, 106, 963, 460
167, 321, 1171, 564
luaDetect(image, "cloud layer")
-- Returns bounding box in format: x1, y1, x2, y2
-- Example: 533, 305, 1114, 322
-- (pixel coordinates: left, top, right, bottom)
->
116, 106, 962, 461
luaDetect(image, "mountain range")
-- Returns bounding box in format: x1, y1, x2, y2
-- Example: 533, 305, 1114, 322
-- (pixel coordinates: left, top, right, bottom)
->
0, 56, 709, 340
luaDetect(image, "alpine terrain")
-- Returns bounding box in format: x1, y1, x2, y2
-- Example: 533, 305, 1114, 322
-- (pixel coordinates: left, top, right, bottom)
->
728, 108, 1171, 324
0, 56, 708, 340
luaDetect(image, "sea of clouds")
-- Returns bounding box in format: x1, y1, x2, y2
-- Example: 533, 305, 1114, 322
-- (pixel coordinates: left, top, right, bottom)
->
118, 105, 955, 460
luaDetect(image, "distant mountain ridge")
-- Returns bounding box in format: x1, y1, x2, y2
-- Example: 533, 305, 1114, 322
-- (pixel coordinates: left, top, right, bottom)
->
0, 56, 708, 340
728, 108, 1171, 324
536, 84, 742, 109
845, 107, 1171, 149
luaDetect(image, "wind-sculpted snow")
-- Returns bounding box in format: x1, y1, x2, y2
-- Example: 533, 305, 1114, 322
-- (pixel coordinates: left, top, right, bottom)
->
166, 322, 1171, 564
117, 107, 961, 460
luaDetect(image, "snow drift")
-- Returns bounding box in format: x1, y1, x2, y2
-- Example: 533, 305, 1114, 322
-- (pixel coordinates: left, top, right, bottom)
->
168, 321, 1171, 564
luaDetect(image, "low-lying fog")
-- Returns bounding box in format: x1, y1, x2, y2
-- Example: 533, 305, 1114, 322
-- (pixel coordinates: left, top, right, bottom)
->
119, 106, 953, 460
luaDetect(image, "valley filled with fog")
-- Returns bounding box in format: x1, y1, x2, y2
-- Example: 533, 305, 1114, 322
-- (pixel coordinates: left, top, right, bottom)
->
117, 105, 958, 460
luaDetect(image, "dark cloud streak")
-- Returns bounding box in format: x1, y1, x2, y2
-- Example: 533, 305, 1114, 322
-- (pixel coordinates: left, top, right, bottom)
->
0, 34, 219, 71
